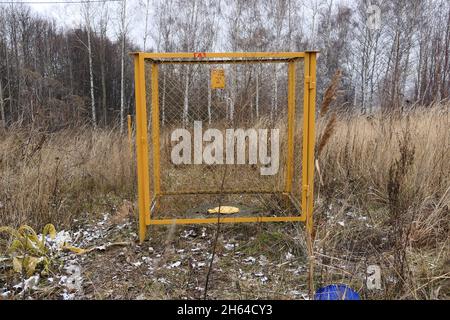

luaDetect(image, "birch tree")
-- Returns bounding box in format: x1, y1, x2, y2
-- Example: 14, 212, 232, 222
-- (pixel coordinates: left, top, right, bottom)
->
0, 81, 5, 128
81, 1, 96, 126
119, 0, 128, 133
98, 1, 109, 125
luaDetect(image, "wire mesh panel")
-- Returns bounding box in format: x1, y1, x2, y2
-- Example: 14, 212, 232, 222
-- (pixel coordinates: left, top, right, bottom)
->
133, 52, 317, 242
151, 61, 291, 194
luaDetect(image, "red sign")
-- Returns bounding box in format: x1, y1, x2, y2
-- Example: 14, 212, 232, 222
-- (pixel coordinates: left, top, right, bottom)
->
193, 52, 206, 58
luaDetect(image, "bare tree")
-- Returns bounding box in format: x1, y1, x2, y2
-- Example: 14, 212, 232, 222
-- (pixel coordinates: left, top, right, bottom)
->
142, 0, 151, 51
119, 0, 128, 133
98, 1, 109, 126
81, 1, 96, 126
0, 80, 5, 128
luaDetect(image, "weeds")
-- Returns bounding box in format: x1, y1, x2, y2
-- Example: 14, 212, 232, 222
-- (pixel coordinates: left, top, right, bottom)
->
0, 103, 449, 299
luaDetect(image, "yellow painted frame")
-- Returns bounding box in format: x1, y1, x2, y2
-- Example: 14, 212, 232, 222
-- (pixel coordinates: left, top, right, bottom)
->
131, 51, 318, 243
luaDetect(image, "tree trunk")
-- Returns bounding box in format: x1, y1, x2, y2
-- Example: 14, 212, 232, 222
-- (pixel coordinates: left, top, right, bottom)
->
143, 0, 150, 51
0, 81, 5, 128
87, 24, 96, 127
101, 61, 107, 126
120, 0, 127, 133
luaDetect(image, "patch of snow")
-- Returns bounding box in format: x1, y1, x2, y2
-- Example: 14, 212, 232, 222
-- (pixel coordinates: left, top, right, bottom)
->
157, 277, 170, 284
243, 256, 256, 264
181, 229, 197, 238
195, 262, 206, 268
40, 230, 72, 251
224, 243, 237, 251
346, 211, 357, 218
13, 275, 40, 293
130, 232, 138, 238
259, 255, 268, 266
135, 293, 147, 300
285, 252, 295, 261
168, 261, 181, 269
289, 291, 310, 300
253, 273, 268, 283
288, 266, 305, 275
61, 291, 75, 300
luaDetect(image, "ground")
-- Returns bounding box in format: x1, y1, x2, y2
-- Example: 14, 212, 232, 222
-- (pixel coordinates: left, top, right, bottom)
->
0, 197, 388, 300
1, 107, 449, 300
1, 194, 448, 300
1, 205, 312, 300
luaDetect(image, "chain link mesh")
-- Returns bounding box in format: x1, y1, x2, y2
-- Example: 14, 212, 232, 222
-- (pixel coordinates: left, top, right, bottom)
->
144, 58, 305, 220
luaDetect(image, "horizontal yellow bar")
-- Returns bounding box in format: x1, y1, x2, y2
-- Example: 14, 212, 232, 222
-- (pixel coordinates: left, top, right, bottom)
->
160, 190, 284, 196
155, 59, 297, 65
130, 52, 305, 60
146, 216, 306, 225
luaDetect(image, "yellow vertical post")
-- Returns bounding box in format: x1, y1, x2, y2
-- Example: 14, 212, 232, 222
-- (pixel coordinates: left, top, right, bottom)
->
151, 63, 161, 198
127, 114, 132, 158
285, 61, 296, 193
133, 53, 151, 243
301, 52, 317, 235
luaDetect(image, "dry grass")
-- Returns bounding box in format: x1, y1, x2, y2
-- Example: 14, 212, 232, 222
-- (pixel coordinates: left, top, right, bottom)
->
0, 104, 449, 299
0, 126, 135, 229
313, 104, 449, 299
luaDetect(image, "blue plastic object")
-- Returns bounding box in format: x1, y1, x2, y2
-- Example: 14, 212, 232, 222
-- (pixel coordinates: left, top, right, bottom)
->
314, 284, 360, 300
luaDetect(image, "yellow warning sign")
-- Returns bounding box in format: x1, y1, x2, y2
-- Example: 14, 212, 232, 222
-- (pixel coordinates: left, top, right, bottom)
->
211, 68, 225, 89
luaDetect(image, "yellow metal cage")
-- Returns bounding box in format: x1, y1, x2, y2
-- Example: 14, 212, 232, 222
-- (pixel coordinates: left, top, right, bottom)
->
131, 51, 318, 243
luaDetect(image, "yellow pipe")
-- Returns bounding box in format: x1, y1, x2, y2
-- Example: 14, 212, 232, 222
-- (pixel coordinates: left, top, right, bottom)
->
131, 52, 306, 60
306, 52, 317, 235
151, 63, 161, 197
147, 216, 306, 225
133, 54, 151, 243
285, 62, 296, 193
133, 55, 146, 242
301, 53, 311, 223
